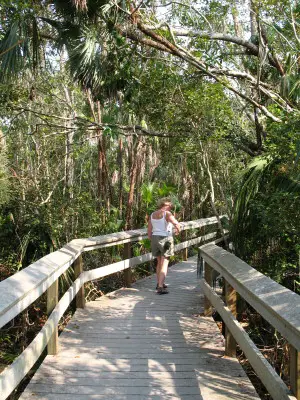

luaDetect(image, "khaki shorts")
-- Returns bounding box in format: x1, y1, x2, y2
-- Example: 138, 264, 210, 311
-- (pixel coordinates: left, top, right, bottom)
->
151, 235, 174, 257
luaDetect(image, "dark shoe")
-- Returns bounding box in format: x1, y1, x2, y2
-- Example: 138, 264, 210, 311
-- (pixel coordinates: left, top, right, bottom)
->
157, 287, 169, 295
156, 283, 168, 290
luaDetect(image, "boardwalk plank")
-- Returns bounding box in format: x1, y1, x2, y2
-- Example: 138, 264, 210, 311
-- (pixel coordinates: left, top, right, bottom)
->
20, 257, 259, 400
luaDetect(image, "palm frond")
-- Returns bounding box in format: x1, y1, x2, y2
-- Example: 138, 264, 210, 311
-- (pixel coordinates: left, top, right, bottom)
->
141, 183, 156, 206
280, 73, 300, 104
0, 15, 41, 82
232, 157, 269, 232
231, 155, 300, 257
52, 0, 108, 19
67, 26, 104, 90
0, 21, 26, 80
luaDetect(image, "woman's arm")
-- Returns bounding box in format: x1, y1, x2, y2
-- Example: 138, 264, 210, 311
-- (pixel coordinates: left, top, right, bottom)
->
166, 212, 181, 235
147, 218, 152, 239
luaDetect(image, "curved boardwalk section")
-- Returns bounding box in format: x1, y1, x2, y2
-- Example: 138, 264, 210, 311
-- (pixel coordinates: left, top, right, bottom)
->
20, 257, 259, 400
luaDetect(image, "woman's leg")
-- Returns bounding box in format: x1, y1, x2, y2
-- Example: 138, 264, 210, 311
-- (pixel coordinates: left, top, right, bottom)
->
156, 256, 161, 284
158, 256, 169, 288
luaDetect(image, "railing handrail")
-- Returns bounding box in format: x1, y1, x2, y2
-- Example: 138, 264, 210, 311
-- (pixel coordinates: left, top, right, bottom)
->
200, 243, 300, 400
200, 243, 300, 351
0, 216, 222, 329
0, 216, 224, 400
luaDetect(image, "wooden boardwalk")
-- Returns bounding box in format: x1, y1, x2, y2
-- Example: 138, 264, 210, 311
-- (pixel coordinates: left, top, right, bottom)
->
20, 257, 259, 400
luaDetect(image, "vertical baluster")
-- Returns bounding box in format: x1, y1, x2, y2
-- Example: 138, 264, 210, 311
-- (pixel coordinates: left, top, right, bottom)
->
47, 279, 58, 355
197, 250, 204, 278
224, 280, 237, 357
123, 242, 132, 287
74, 255, 85, 309
290, 345, 300, 399
182, 230, 188, 261
204, 262, 213, 316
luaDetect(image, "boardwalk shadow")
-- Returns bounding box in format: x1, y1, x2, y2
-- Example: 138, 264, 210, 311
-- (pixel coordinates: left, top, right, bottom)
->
19, 258, 258, 400
126, 287, 205, 399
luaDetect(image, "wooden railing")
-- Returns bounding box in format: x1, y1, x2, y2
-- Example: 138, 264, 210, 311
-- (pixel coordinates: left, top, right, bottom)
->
0, 216, 225, 400
199, 243, 300, 400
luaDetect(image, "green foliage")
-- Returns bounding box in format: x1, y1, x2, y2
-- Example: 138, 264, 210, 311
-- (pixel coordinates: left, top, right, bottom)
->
0, 0, 298, 302
232, 121, 300, 286
0, 5, 41, 82
157, 183, 176, 197
103, 207, 123, 233
141, 183, 156, 208
0, 149, 10, 206
139, 181, 180, 217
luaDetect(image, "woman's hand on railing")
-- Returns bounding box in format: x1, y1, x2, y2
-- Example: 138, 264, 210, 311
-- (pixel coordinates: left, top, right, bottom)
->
174, 223, 181, 235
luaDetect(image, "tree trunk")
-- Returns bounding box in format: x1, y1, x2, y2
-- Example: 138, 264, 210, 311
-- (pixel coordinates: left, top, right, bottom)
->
125, 140, 144, 230
249, 0, 257, 38
201, 145, 228, 249
118, 138, 123, 218
232, 1, 243, 37
254, 106, 266, 149
63, 87, 75, 200
97, 135, 104, 212
135, 142, 146, 225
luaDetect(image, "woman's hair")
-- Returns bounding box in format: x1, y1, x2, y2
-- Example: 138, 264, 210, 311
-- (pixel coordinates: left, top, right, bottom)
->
157, 197, 172, 209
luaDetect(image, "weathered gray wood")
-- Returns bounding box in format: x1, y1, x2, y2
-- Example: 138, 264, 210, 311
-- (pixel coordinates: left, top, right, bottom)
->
79, 233, 220, 283
123, 243, 132, 287
224, 279, 237, 357
290, 345, 300, 399
0, 242, 83, 329
200, 244, 300, 352
200, 279, 296, 400
74, 255, 85, 309
204, 262, 213, 316
80, 216, 223, 251
0, 218, 228, 400
0, 217, 221, 330
19, 257, 258, 400
0, 276, 83, 400
47, 279, 58, 355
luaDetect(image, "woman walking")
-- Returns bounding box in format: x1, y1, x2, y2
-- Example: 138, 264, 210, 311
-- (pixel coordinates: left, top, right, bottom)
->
147, 198, 181, 294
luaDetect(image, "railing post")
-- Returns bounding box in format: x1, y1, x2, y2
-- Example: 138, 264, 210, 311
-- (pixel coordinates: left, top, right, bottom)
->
47, 279, 58, 355
204, 262, 213, 316
74, 255, 85, 309
123, 242, 132, 287
182, 230, 188, 261
290, 345, 300, 399
224, 280, 237, 357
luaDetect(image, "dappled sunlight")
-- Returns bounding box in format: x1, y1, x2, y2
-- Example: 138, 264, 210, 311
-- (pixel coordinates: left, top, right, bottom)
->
148, 359, 175, 373
195, 369, 257, 399
10, 256, 259, 400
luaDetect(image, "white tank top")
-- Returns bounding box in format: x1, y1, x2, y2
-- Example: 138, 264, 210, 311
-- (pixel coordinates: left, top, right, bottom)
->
151, 211, 173, 236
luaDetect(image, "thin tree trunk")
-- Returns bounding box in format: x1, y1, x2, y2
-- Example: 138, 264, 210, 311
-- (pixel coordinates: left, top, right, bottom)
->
135, 142, 146, 225
217, 179, 232, 224
0, 128, 5, 150
118, 138, 123, 218
97, 136, 103, 212
249, 0, 257, 38
63, 87, 75, 199
232, 1, 244, 37
202, 146, 228, 249
125, 140, 144, 230
97, 102, 113, 213
85, 94, 113, 214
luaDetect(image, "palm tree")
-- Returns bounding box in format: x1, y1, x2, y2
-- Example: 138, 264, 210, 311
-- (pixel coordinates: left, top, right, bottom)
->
231, 153, 300, 284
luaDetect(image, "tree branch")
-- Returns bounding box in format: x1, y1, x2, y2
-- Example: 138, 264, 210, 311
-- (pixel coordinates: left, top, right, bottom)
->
119, 21, 283, 121
141, 25, 284, 75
